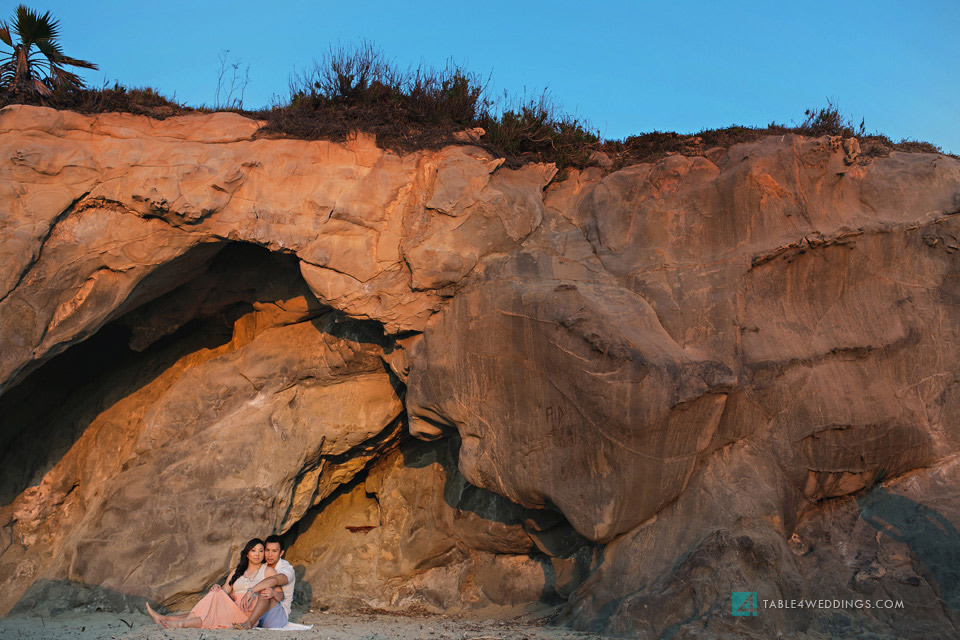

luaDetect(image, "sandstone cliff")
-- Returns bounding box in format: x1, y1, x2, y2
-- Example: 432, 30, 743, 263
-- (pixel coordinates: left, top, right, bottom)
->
1, 105, 959, 638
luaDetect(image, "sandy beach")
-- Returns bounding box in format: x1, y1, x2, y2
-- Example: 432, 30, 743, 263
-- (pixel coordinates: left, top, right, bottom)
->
0, 609, 611, 640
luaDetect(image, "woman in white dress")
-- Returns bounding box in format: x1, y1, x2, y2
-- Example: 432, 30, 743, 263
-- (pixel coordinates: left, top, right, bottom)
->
146, 537, 277, 629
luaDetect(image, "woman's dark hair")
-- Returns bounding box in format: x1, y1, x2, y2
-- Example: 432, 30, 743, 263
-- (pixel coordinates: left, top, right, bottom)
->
229, 538, 265, 586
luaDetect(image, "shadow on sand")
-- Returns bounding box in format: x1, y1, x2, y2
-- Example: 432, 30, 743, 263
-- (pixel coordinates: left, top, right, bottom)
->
9, 578, 147, 617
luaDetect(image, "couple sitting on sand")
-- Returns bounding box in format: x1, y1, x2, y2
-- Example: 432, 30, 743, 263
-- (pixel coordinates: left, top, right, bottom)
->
146, 535, 295, 630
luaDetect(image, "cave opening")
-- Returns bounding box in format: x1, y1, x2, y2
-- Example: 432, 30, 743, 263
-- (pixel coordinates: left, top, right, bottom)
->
0, 242, 363, 504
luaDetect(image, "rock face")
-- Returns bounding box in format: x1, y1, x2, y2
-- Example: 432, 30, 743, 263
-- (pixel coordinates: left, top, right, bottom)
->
285, 438, 596, 614
407, 280, 733, 542
1, 105, 960, 638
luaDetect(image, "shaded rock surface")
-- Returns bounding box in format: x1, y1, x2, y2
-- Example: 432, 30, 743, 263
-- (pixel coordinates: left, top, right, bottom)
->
1, 106, 959, 638
286, 438, 595, 614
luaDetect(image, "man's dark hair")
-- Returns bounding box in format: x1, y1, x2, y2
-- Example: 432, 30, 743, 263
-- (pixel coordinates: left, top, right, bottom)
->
265, 534, 285, 550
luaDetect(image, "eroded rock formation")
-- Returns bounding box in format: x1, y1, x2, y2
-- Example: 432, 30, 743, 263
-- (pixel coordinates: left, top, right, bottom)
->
1, 105, 959, 638
285, 438, 595, 613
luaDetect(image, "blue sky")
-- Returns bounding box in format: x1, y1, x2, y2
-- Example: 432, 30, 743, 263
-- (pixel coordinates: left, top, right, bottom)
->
13, 0, 960, 153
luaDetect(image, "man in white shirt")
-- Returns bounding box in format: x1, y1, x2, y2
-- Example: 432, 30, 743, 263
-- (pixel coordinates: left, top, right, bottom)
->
236, 535, 296, 629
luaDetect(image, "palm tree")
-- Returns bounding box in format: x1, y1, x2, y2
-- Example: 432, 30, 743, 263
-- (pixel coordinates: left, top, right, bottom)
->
0, 5, 97, 97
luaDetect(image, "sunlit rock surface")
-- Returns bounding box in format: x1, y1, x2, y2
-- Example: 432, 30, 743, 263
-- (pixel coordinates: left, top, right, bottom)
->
1, 105, 959, 637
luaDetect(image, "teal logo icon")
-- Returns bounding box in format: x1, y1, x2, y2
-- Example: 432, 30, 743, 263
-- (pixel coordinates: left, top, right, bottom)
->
732, 592, 758, 616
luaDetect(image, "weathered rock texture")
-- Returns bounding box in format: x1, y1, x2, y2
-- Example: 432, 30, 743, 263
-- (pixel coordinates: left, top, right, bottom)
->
1, 105, 960, 638
286, 438, 595, 614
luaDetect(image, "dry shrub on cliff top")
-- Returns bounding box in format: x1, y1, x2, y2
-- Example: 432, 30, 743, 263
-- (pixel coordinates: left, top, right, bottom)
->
0, 81, 189, 117
481, 92, 599, 169
261, 41, 600, 168
796, 99, 865, 138
789, 101, 941, 158
601, 104, 945, 169
266, 41, 489, 147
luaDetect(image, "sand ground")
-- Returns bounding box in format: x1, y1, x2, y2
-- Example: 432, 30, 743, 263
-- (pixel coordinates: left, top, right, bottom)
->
0, 609, 612, 640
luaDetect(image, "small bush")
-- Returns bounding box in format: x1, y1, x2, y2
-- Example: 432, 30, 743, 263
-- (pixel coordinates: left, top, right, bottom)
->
305, 41, 401, 104
406, 65, 487, 126
268, 41, 494, 151
795, 98, 865, 138
482, 92, 598, 168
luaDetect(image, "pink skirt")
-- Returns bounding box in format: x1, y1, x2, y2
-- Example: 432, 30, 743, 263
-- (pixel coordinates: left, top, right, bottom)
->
189, 589, 249, 629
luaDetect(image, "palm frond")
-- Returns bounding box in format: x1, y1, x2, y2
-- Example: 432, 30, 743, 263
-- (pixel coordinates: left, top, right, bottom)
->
0, 22, 12, 48
0, 60, 15, 89
26, 47, 51, 64
34, 38, 64, 61
58, 54, 97, 70
13, 5, 59, 47
50, 65, 83, 90
31, 75, 50, 96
